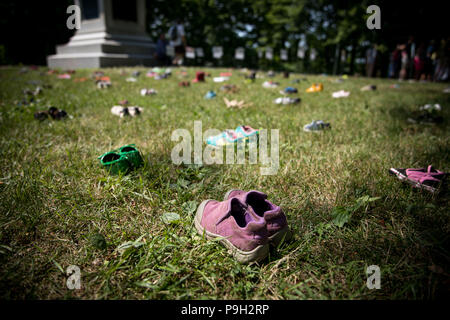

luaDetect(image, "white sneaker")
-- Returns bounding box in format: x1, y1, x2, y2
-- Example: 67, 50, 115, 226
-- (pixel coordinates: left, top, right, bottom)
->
332, 90, 350, 98
274, 97, 300, 105
303, 120, 331, 132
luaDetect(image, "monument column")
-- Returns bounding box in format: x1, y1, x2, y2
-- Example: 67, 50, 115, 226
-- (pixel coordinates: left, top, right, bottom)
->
47, 0, 155, 69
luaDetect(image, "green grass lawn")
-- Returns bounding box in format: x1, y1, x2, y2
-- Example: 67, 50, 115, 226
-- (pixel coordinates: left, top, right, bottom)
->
0, 65, 449, 299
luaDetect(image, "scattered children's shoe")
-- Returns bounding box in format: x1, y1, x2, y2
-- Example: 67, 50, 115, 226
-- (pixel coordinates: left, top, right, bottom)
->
262, 81, 279, 88
407, 105, 443, 124
34, 111, 48, 121
303, 120, 331, 132
98, 151, 131, 175
116, 144, 144, 168
140, 88, 157, 96
204, 91, 217, 99
126, 77, 138, 82
192, 71, 205, 83
274, 97, 301, 105
58, 73, 71, 79
111, 106, 129, 117
223, 190, 291, 246
111, 106, 143, 117
98, 144, 143, 175
223, 97, 252, 109
206, 129, 240, 147
154, 73, 169, 80
213, 76, 229, 82
332, 90, 350, 98
220, 84, 239, 93
194, 197, 269, 263
389, 165, 446, 194
34, 106, 68, 121
178, 81, 190, 87
361, 84, 376, 91
234, 125, 259, 140
206, 125, 258, 148
419, 104, 441, 112
97, 79, 111, 89
305, 83, 323, 92
279, 87, 298, 94
128, 106, 143, 116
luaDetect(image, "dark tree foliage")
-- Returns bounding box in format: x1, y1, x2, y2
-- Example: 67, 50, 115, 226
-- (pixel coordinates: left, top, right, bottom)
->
0, 0, 448, 75
0, 0, 74, 65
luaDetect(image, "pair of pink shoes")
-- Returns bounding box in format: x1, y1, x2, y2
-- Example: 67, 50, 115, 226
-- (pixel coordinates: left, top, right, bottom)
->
195, 190, 291, 263
389, 165, 446, 194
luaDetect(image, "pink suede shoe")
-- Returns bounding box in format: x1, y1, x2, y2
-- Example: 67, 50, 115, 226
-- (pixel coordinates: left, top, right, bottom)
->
389, 165, 446, 194
224, 190, 291, 246
195, 197, 269, 263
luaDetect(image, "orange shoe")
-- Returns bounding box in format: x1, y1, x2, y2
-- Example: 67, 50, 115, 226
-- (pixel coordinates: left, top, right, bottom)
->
306, 83, 323, 92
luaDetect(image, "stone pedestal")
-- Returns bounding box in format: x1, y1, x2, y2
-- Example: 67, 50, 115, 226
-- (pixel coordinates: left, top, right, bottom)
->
47, 0, 155, 69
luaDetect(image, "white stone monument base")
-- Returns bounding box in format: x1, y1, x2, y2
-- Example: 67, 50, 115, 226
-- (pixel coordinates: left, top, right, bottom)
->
47, 32, 155, 69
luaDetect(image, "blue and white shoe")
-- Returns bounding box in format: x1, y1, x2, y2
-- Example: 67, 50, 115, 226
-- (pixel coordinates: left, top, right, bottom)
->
279, 87, 298, 94
303, 120, 331, 132
204, 91, 217, 99
206, 126, 259, 147
235, 125, 259, 139
206, 130, 239, 147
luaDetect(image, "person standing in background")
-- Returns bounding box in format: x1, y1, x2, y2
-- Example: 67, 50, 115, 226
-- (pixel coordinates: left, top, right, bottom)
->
407, 36, 416, 79
365, 44, 378, 77
414, 43, 426, 80
169, 19, 187, 66
424, 40, 435, 81
392, 45, 401, 79
399, 45, 409, 80
155, 33, 170, 66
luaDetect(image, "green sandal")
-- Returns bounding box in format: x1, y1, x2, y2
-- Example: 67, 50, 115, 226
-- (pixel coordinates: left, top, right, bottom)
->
98, 152, 132, 174
98, 144, 143, 174
117, 144, 143, 169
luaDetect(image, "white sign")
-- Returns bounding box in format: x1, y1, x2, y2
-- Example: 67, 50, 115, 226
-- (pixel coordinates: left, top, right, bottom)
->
280, 49, 288, 61
195, 48, 204, 58
235, 47, 245, 60
265, 48, 273, 60
212, 46, 223, 59
185, 47, 196, 59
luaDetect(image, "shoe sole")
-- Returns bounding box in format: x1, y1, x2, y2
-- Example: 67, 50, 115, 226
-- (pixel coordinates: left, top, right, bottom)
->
389, 168, 439, 194
194, 200, 269, 264
268, 225, 292, 247
223, 190, 292, 247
